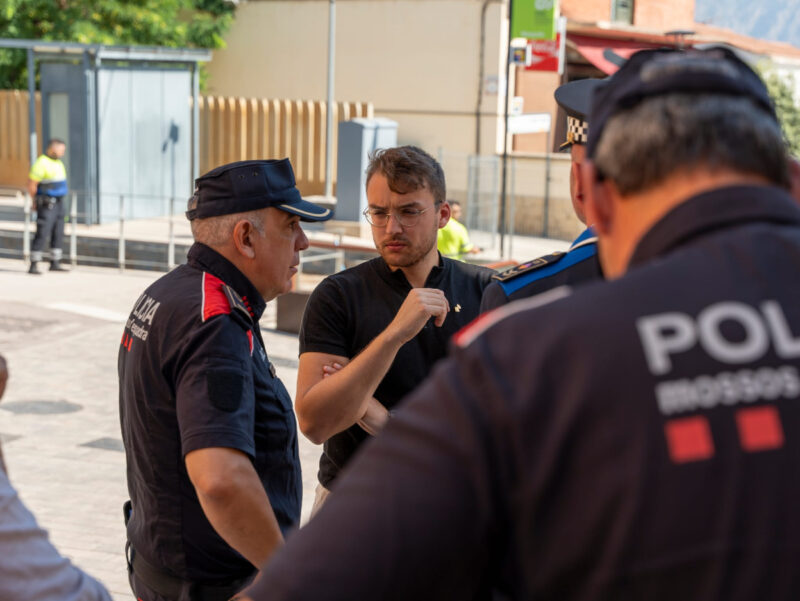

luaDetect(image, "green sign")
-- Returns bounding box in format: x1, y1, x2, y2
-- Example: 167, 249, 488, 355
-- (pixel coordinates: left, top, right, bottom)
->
511, 0, 557, 41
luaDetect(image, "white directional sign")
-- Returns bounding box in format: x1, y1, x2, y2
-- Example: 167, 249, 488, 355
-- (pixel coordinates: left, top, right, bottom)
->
508, 112, 551, 134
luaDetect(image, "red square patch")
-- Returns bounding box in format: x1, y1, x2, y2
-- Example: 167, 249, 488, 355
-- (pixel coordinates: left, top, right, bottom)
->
664, 416, 715, 464
736, 406, 784, 452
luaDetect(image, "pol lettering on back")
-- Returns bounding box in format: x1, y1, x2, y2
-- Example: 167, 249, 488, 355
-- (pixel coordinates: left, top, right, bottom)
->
637, 301, 800, 377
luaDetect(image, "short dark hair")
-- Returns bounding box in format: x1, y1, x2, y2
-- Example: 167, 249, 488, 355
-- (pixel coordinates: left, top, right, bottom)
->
47, 138, 65, 147
594, 94, 790, 194
448, 200, 461, 208
366, 146, 446, 205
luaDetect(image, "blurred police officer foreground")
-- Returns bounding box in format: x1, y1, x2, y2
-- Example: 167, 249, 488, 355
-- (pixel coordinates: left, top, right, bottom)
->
242, 48, 800, 601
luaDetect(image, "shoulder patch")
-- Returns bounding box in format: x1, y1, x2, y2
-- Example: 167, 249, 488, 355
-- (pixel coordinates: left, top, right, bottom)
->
201, 273, 230, 322
201, 273, 254, 326
493, 252, 566, 282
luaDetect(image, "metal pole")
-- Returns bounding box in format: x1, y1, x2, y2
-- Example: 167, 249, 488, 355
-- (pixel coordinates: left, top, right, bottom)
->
70, 191, 77, 267
192, 62, 200, 184
509, 157, 515, 259
543, 128, 551, 238
27, 49, 37, 166
168, 196, 175, 270
21, 191, 30, 264
83, 51, 93, 226
93, 56, 101, 224
499, 0, 513, 259
334, 232, 344, 272
324, 0, 336, 199
119, 194, 126, 273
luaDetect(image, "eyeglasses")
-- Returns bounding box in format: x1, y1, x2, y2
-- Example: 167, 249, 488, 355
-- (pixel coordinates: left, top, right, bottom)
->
362, 206, 430, 228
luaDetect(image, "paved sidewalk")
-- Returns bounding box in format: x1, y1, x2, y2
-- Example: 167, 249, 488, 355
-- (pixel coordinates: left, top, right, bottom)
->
0, 258, 319, 600
0, 226, 568, 599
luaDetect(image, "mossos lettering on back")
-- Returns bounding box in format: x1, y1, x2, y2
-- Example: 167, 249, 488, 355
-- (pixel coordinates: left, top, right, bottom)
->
637, 301, 800, 415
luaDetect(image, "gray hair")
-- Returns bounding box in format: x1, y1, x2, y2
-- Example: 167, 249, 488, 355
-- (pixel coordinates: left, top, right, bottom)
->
187, 196, 266, 246
593, 93, 791, 195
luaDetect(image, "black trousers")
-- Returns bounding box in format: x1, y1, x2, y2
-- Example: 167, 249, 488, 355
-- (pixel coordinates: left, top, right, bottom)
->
31, 195, 65, 262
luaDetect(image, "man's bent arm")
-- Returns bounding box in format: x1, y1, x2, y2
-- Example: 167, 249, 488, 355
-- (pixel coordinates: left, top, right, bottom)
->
297, 287, 449, 444
296, 331, 403, 444
186, 447, 283, 568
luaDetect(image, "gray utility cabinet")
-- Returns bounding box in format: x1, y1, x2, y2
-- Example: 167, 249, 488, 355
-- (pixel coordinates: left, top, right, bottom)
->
335, 118, 398, 221
41, 62, 192, 224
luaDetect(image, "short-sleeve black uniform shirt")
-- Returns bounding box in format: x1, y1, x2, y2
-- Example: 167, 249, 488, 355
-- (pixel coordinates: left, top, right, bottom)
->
299, 255, 494, 487
118, 243, 301, 584
250, 185, 800, 600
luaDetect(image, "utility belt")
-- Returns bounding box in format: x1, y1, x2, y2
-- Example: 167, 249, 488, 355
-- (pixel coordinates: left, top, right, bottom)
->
35, 194, 62, 209
123, 500, 252, 601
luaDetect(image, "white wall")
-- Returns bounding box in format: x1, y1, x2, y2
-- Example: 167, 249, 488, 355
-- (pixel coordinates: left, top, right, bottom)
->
207, 0, 508, 156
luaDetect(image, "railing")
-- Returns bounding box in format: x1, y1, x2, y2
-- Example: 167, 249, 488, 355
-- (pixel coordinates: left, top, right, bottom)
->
4, 191, 365, 275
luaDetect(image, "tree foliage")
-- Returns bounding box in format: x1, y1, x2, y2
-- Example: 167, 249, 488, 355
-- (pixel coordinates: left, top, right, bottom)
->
0, 0, 235, 90
760, 66, 800, 156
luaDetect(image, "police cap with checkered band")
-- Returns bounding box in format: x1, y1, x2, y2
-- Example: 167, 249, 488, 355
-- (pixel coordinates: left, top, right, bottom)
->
555, 78, 606, 150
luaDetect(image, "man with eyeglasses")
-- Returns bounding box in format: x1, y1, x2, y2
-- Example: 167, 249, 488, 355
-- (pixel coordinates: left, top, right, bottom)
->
295, 145, 493, 513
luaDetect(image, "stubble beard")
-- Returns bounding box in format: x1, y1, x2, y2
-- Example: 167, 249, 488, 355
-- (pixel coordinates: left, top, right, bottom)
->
379, 226, 438, 269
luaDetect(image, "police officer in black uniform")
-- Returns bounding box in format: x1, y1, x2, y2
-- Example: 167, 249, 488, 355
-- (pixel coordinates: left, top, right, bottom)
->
118, 159, 331, 601
480, 78, 604, 312
241, 48, 800, 601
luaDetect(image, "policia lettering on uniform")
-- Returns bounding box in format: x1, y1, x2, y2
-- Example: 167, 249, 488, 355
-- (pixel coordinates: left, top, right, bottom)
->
638, 301, 800, 416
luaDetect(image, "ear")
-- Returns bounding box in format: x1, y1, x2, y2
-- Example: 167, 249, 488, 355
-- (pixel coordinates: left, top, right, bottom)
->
231, 219, 257, 259
581, 160, 614, 236
789, 156, 800, 205
571, 160, 586, 219
437, 201, 451, 229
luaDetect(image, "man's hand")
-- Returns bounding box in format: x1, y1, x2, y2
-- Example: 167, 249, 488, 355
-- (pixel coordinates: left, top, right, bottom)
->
297, 288, 449, 444
357, 399, 390, 436
323, 362, 390, 436
387, 288, 450, 344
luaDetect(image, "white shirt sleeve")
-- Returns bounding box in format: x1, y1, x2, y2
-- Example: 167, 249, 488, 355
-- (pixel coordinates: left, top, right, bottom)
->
0, 465, 112, 601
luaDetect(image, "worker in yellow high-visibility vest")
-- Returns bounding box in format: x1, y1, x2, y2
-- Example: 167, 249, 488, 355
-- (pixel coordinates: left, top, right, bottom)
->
27, 139, 69, 274
436, 200, 481, 261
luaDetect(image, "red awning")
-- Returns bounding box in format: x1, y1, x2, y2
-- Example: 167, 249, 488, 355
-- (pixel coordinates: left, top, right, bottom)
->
568, 34, 667, 74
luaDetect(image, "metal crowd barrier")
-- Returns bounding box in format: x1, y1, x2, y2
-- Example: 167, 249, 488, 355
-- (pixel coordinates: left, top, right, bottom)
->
8, 191, 356, 276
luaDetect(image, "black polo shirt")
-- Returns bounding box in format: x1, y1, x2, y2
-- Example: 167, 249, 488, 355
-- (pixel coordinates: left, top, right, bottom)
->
118, 243, 301, 584
299, 254, 494, 487
250, 185, 800, 600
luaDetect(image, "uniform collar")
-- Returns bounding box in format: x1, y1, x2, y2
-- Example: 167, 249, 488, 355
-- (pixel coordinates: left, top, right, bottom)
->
187, 242, 267, 320
629, 185, 800, 269
569, 226, 597, 250
375, 253, 448, 291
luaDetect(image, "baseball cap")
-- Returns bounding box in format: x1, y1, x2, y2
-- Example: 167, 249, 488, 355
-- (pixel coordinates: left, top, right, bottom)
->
186, 159, 333, 222
586, 47, 777, 158
554, 78, 606, 150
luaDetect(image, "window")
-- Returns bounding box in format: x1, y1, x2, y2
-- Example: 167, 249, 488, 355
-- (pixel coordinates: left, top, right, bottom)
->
611, 0, 634, 24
